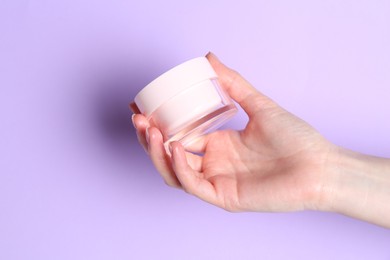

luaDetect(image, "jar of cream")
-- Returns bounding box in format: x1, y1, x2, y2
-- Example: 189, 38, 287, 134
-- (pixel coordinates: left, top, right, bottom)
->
134, 57, 237, 154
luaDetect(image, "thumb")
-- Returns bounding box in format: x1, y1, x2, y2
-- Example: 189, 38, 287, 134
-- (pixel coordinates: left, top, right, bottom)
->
206, 52, 276, 117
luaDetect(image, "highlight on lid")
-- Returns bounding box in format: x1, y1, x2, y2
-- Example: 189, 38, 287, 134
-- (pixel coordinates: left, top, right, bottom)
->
134, 57, 237, 154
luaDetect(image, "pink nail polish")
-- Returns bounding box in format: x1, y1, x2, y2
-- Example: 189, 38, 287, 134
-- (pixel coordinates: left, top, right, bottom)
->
131, 114, 136, 128
168, 142, 173, 155
134, 57, 237, 154
145, 127, 150, 144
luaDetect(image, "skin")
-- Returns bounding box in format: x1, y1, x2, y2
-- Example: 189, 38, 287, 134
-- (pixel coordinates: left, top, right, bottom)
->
131, 53, 390, 228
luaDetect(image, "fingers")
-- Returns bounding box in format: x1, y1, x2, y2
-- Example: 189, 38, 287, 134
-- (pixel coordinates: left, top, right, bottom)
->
147, 127, 181, 188
132, 113, 149, 152
132, 114, 219, 203
206, 52, 277, 117
132, 113, 181, 188
132, 111, 206, 188
170, 141, 218, 206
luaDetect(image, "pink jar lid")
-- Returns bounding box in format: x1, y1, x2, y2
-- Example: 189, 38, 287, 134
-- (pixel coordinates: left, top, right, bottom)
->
134, 57, 218, 117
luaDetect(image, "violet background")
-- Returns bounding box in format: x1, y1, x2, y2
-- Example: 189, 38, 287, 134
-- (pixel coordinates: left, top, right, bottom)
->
1, 0, 390, 259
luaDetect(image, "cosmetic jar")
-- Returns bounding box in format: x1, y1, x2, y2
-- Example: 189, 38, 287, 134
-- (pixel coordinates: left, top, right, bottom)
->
134, 57, 237, 153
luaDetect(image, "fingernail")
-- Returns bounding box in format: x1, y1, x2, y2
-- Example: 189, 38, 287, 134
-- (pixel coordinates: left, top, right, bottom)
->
129, 102, 140, 113
169, 142, 173, 155
131, 114, 136, 128
206, 51, 218, 59
145, 127, 150, 144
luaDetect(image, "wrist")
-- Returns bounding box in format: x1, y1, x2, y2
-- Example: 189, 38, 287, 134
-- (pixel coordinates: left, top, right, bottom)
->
307, 143, 342, 212
317, 146, 390, 227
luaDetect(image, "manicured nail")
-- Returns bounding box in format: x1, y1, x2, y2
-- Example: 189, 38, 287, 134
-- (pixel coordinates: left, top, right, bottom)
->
145, 127, 150, 144
169, 142, 173, 155
131, 114, 136, 128
129, 102, 140, 113
208, 52, 220, 62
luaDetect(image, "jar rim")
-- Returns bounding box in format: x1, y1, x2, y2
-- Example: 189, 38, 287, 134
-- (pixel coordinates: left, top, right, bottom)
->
134, 57, 217, 116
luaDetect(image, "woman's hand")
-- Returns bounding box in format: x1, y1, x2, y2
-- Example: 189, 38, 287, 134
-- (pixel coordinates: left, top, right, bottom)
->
132, 53, 390, 228
132, 53, 336, 212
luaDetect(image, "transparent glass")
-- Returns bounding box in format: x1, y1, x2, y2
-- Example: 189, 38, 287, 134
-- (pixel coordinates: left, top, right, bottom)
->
147, 79, 237, 154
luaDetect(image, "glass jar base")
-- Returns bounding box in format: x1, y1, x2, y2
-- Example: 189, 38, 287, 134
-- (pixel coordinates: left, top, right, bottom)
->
163, 104, 237, 155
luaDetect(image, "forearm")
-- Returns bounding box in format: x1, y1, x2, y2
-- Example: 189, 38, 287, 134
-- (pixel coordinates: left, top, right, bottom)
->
323, 147, 390, 228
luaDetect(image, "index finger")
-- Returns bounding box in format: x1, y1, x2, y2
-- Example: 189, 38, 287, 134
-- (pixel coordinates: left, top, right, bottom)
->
206, 52, 277, 117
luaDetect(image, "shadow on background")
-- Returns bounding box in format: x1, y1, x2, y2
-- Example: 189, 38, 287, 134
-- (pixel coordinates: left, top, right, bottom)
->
83, 55, 172, 181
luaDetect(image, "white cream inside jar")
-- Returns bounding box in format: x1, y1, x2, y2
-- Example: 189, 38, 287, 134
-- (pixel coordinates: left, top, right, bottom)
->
134, 57, 237, 154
